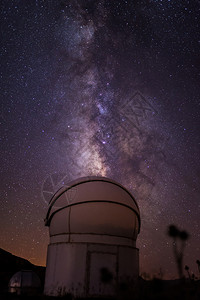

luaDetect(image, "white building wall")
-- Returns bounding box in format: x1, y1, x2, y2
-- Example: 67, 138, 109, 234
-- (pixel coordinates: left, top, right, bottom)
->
44, 243, 87, 297
44, 240, 139, 298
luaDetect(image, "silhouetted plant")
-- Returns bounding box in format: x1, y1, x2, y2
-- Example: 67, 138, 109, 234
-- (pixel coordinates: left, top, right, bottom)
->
158, 267, 164, 280
179, 230, 189, 241
196, 259, 200, 274
168, 225, 179, 238
191, 273, 195, 281
168, 224, 189, 279
185, 265, 191, 280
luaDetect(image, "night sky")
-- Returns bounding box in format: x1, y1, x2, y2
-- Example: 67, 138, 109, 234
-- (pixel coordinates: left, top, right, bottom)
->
0, 0, 200, 279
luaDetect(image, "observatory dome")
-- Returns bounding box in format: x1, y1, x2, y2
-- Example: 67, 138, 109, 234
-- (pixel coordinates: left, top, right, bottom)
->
9, 270, 41, 295
44, 176, 141, 298
45, 176, 140, 243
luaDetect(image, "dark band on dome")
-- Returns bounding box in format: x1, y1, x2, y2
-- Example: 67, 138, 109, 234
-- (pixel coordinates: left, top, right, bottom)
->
45, 199, 140, 233
46, 177, 140, 226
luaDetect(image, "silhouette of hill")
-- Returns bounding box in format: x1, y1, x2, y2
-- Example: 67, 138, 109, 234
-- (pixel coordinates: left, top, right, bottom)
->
0, 248, 45, 293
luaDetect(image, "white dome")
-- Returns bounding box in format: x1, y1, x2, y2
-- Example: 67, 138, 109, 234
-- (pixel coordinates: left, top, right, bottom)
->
45, 176, 140, 240
9, 270, 41, 294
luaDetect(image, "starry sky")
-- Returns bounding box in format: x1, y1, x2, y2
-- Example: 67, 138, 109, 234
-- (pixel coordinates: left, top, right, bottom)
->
0, 0, 200, 279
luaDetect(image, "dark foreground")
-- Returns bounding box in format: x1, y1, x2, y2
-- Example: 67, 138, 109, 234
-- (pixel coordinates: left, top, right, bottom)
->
0, 248, 199, 300
1, 279, 200, 300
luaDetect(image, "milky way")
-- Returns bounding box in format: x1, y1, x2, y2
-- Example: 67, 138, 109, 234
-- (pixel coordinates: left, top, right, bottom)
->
0, 0, 200, 279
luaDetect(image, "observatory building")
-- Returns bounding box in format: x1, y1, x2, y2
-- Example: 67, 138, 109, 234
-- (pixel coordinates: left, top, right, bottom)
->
9, 270, 41, 295
44, 176, 140, 298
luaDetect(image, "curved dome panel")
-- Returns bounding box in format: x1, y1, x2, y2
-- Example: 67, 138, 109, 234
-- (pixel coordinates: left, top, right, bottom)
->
70, 202, 138, 238
49, 202, 139, 239
46, 176, 141, 239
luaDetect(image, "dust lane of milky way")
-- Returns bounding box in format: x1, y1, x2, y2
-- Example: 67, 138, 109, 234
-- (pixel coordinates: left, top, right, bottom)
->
0, 0, 199, 279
